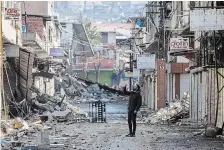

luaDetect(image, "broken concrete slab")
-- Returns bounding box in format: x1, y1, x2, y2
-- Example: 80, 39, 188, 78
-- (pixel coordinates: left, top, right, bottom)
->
34, 101, 54, 112
144, 93, 190, 125
51, 111, 72, 122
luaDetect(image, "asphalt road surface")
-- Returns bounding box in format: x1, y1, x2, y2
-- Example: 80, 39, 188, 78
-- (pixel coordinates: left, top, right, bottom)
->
47, 122, 224, 150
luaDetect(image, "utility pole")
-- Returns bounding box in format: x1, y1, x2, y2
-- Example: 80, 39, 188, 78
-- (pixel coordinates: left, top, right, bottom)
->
0, 1, 2, 118
159, 1, 164, 59
0, 1, 7, 120
129, 38, 132, 91
163, 2, 166, 60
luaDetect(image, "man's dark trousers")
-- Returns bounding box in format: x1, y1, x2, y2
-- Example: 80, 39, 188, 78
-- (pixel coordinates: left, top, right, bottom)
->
128, 111, 137, 135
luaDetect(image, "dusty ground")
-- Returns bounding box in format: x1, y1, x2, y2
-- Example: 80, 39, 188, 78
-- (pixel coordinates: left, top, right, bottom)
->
14, 102, 224, 150
19, 121, 224, 150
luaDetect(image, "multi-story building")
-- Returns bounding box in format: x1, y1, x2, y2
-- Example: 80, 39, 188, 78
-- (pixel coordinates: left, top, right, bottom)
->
2, 1, 24, 104
130, 2, 166, 110
169, 1, 224, 130
132, 1, 191, 110
21, 1, 62, 96
139, 1, 224, 131
167, 1, 191, 103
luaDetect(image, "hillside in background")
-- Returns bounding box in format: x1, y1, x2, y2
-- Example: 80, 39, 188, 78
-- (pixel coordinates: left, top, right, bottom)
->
54, 1, 146, 23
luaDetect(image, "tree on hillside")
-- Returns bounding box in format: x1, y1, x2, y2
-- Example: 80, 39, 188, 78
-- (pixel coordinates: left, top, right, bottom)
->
78, 14, 101, 46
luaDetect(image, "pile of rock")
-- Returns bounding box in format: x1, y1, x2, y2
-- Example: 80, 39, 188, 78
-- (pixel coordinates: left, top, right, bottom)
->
143, 92, 190, 124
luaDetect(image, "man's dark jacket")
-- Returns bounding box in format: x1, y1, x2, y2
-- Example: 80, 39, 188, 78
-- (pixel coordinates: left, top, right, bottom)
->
123, 86, 142, 112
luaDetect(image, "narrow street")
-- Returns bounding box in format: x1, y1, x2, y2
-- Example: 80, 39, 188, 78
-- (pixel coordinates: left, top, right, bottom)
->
20, 122, 224, 150
1, 1, 224, 150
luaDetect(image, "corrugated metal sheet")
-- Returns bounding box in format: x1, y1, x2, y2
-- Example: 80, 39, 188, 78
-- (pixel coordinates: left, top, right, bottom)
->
216, 68, 224, 128
198, 73, 202, 121
201, 71, 207, 122
19, 48, 34, 100
167, 73, 173, 103
149, 77, 155, 110
191, 74, 197, 120
190, 69, 222, 126
207, 68, 218, 126
180, 74, 190, 97
189, 73, 193, 119
143, 76, 154, 110
142, 77, 147, 106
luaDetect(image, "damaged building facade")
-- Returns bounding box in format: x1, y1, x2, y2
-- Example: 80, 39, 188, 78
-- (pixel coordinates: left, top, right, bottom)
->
1, 1, 34, 117
134, 1, 224, 130
169, 1, 224, 130
1, 1, 64, 118
21, 1, 63, 96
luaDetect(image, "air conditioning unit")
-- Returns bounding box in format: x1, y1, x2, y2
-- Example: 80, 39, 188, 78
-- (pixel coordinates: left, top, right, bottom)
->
37, 63, 49, 72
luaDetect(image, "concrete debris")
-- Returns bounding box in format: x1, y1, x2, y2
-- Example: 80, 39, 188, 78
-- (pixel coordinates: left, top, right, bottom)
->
1, 73, 126, 149
51, 111, 72, 122
205, 126, 219, 138
144, 92, 190, 124
57, 74, 124, 103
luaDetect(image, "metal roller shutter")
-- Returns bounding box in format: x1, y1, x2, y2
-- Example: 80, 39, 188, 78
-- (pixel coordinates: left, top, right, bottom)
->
180, 74, 190, 98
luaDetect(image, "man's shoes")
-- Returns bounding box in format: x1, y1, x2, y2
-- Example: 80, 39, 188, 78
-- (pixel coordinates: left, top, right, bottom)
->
125, 133, 132, 137
125, 133, 135, 137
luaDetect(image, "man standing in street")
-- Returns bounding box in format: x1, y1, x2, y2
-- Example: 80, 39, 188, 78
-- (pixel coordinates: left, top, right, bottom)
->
123, 84, 142, 137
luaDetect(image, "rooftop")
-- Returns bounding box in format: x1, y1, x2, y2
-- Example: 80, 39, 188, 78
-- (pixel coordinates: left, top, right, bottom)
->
93, 23, 132, 38
74, 58, 115, 70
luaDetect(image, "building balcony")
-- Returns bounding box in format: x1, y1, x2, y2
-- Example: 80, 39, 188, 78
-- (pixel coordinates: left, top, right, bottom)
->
2, 20, 17, 45
22, 1, 52, 18
22, 32, 46, 53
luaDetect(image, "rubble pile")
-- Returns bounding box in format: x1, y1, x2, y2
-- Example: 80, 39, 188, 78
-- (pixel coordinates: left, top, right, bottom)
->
57, 74, 124, 103
0, 93, 88, 149
144, 92, 190, 124
0, 73, 126, 149
0, 116, 53, 149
